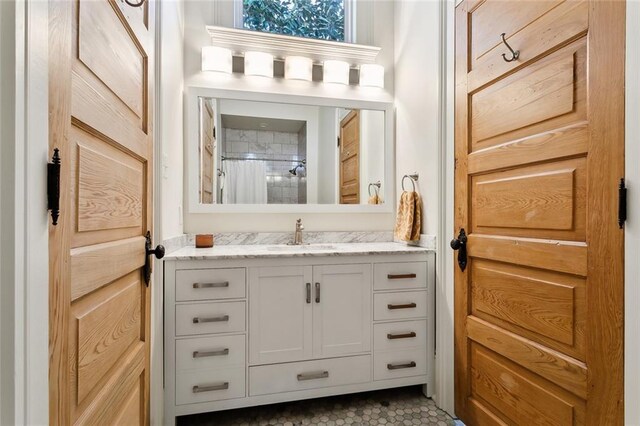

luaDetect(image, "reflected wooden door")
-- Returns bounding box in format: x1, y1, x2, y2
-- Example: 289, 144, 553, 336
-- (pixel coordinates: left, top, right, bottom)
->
200, 99, 215, 204
49, 0, 155, 424
454, 0, 624, 424
340, 110, 360, 204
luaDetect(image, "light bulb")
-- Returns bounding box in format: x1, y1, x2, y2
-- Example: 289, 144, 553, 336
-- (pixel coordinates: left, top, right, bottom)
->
244, 51, 274, 78
323, 60, 350, 85
285, 56, 313, 81
201, 46, 233, 74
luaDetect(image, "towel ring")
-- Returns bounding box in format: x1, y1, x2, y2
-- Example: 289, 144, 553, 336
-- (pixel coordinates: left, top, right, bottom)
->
368, 181, 381, 197
402, 174, 418, 192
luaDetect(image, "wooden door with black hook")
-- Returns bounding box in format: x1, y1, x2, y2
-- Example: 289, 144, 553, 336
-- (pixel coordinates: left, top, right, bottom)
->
48, 0, 163, 424
453, 0, 624, 424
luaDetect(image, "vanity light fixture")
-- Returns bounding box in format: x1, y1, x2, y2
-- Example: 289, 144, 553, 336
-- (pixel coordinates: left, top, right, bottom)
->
201, 46, 233, 74
285, 56, 313, 81
359, 64, 385, 88
323, 60, 350, 85
244, 51, 274, 78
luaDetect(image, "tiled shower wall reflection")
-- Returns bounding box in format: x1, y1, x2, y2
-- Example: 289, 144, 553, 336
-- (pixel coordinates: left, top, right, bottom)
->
223, 128, 307, 204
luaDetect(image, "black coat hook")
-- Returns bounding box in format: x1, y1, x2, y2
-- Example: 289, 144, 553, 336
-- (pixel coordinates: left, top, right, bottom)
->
500, 33, 520, 62
124, 0, 146, 7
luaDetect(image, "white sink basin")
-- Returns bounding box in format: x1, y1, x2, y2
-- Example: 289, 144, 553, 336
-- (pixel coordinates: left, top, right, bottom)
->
265, 244, 336, 252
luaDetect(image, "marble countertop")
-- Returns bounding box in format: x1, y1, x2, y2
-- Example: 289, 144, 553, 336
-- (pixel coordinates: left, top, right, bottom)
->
164, 242, 432, 261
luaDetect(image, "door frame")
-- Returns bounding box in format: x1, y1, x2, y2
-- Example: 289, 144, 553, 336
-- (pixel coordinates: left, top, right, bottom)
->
0, 1, 50, 424
0, 1, 166, 424
439, 0, 638, 421
624, 0, 639, 423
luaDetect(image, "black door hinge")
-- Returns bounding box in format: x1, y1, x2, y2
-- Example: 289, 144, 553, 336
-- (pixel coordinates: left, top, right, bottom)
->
47, 148, 61, 226
619, 178, 627, 229
337, 136, 341, 147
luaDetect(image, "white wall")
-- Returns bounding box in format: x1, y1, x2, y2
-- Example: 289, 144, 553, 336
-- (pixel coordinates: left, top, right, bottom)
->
0, 2, 11, 423
394, 0, 441, 236
359, 110, 385, 204
161, 0, 186, 239
317, 107, 338, 204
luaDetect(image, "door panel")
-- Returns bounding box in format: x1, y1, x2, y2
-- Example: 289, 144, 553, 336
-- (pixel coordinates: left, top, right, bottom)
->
249, 266, 313, 364
455, 0, 624, 424
471, 158, 586, 241
471, 259, 585, 359
49, 0, 155, 424
312, 264, 371, 357
467, 0, 588, 92
470, 343, 586, 426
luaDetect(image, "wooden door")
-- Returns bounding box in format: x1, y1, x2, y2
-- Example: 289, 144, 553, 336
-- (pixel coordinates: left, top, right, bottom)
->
454, 0, 624, 424
340, 110, 360, 204
49, 1, 155, 424
249, 266, 313, 364
200, 99, 215, 204
312, 264, 371, 358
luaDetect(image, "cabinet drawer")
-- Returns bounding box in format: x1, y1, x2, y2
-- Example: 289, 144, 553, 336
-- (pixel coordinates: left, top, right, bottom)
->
176, 268, 245, 301
249, 355, 371, 396
176, 301, 246, 336
176, 334, 245, 372
176, 367, 245, 405
374, 262, 427, 290
374, 291, 428, 321
373, 320, 427, 352
374, 349, 428, 381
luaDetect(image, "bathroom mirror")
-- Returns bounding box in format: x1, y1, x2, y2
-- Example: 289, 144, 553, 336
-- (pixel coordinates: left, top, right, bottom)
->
187, 88, 394, 213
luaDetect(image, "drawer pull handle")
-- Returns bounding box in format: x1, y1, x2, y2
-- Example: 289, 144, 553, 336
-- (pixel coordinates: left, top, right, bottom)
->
306, 283, 311, 304
193, 281, 229, 289
387, 273, 417, 280
387, 332, 417, 340
192, 382, 229, 393
297, 371, 329, 381
315, 282, 321, 303
387, 361, 417, 370
192, 315, 229, 324
387, 303, 417, 310
193, 348, 229, 358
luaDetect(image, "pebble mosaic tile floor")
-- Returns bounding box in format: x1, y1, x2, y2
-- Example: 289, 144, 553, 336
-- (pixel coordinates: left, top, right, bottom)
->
178, 386, 457, 426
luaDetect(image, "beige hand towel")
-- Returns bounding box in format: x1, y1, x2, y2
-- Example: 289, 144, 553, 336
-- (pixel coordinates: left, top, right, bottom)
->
394, 191, 422, 241
368, 194, 383, 205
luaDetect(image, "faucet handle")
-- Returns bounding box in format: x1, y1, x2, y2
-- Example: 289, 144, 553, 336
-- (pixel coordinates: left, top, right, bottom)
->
296, 218, 304, 230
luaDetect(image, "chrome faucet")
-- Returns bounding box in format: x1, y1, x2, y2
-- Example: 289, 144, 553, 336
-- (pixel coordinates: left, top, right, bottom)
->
293, 218, 304, 245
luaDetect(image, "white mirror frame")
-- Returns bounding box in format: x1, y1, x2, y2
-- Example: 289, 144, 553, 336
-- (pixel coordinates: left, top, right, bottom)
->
186, 86, 395, 214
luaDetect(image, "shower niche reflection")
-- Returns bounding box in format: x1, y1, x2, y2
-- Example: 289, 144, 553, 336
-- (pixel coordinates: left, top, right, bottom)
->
219, 115, 308, 204
191, 92, 392, 210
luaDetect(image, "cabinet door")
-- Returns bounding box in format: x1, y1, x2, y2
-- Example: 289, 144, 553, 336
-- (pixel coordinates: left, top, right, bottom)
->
249, 266, 313, 364
312, 264, 372, 357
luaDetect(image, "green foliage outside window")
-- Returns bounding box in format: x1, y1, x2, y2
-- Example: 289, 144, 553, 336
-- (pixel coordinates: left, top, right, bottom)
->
243, 0, 346, 42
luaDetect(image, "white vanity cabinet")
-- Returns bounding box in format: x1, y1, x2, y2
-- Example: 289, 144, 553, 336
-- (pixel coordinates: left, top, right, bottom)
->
249, 264, 371, 364
163, 249, 435, 423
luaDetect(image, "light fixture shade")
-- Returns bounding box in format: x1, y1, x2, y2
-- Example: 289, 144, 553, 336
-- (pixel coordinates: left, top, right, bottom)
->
323, 60, 350, 85
244, 51, 274, 78
359, 64, 385, 88
201, 46, 233, 74
285, 56, 313, 81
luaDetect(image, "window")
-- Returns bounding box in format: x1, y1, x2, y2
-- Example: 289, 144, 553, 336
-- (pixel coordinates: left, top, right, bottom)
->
235, 0, 354, 43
